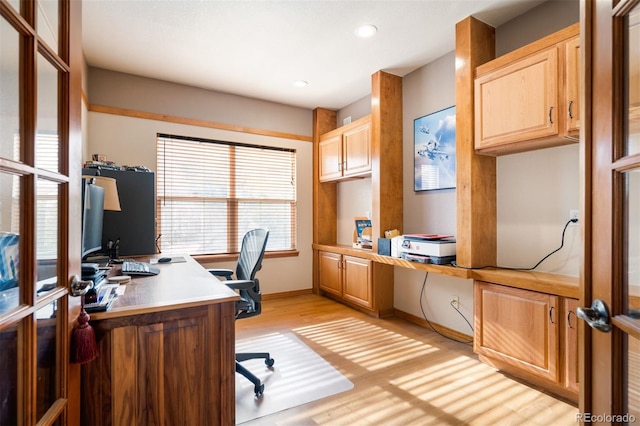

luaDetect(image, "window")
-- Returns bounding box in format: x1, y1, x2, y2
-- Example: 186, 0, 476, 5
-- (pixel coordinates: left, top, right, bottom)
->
157, 133, 297, 255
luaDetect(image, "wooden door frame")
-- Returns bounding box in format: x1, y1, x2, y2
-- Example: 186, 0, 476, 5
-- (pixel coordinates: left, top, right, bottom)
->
67, 0, 83, 423
581, 0, 640, 417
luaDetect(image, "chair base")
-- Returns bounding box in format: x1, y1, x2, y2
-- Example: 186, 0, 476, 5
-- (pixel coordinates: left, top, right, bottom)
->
236, 352, 275, 398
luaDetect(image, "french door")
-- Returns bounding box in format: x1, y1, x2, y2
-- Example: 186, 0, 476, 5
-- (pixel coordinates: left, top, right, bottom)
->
0, 0, 82, 424
581, 0, 640, 421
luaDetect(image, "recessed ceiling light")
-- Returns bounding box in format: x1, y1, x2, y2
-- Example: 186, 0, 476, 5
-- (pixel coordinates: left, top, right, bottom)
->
293, 80, 308, 88
355, 24, 377, 38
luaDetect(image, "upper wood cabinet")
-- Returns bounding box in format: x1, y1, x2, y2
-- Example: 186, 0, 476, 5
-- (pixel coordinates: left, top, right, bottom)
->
474, 23, 580, 155
319, 116, 371, 182
564, 36, 580, 136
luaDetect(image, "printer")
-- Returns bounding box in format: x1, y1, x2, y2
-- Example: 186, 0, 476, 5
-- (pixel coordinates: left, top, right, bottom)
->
399, 234, 456, 265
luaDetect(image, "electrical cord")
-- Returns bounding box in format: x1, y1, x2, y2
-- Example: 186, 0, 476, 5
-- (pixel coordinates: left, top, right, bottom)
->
451, 218, 578, 271
419, 271, 474, 344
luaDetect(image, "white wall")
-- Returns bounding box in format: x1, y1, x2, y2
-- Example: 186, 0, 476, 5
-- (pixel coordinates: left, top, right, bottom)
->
85, 111, 313, 296
368, 0, 580, 336
396, 51, 474, 335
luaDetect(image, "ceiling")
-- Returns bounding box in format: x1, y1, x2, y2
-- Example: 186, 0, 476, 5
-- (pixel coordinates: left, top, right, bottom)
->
82, 0, 545, 111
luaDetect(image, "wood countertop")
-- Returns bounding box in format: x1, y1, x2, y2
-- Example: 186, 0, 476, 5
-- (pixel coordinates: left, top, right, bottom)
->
89, 254, 239, 320
313, 244, 580, 298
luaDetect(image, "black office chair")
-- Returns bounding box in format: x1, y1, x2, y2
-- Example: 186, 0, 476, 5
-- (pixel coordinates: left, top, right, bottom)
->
208, 228, 274, 397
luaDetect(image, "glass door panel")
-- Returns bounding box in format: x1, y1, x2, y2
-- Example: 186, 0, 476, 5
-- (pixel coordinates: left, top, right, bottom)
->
628, 5, 640, 155
36, 0, 59, 54
0, 323, 18, 425
0, 173, 21, 314
0, 17, 21, 162
629, 333, 640, 421
36, 54, 59, 172
36, 179, 58, 287
36, 300, 58, 420
628, 169, 640, 319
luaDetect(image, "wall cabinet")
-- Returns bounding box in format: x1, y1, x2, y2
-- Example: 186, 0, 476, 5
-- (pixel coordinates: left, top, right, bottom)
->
474, 281, 578, 401
564, 36, 580, 136
319, 117, 371, 182
474, 24, 579, 155
319, 251, 373, 310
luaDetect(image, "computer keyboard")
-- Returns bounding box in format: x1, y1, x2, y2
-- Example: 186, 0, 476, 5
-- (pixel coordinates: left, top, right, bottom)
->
121, 261, 160, 276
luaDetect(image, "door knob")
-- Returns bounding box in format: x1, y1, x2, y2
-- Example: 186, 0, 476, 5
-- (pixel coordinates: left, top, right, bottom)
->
70, 275, 94, 297
576, 299, 612, 333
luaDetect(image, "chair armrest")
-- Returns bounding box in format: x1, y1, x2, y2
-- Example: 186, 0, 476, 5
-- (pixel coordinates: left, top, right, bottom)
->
208, 269, 234, 280
223, 279, 255, 291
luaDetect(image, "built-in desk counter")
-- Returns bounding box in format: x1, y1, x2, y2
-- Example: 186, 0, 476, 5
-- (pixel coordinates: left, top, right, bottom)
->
90, 255, 239, 319
81, 255, 238, 426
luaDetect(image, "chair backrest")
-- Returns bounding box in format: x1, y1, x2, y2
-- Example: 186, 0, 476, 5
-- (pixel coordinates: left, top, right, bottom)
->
236, 228, 269, 281
234, 228, 269, 319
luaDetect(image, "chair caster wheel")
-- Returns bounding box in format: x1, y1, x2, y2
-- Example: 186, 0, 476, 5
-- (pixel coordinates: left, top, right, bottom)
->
254, 384, 264, 398
265, 358, 275, 368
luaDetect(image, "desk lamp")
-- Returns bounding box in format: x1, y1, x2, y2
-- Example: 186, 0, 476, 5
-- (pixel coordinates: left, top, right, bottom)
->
82, 175, 121, 211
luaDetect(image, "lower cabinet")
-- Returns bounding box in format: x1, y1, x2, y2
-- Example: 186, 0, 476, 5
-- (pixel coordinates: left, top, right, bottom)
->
474, 281, 578, 401
81, 303, 236, 425
564, 297, 579, 394
318, 250, 393, 316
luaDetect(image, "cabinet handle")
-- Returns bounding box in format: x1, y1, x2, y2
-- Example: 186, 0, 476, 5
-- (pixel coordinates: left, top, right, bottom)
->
548, 106, 554, 124
549, 306, 555, 324
568, 101, 574, 119
338, 162, 342, 171
567, 310, 575, 329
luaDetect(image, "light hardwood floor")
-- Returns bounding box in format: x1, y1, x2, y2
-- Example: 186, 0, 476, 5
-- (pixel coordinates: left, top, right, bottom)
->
236, 294, 579, 425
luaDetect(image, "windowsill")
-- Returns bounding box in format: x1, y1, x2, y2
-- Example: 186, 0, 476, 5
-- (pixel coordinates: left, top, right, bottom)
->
194, 250, 299, 264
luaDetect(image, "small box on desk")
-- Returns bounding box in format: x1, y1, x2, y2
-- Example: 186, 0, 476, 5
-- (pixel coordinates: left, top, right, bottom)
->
377, 238, 391, 256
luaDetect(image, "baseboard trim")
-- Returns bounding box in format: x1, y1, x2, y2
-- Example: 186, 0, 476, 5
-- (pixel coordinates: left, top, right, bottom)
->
262, 289, 313, 300
393, 308, 473, 345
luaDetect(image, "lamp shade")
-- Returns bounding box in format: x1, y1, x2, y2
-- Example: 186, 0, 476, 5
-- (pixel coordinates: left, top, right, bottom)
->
83, 175, 121, 211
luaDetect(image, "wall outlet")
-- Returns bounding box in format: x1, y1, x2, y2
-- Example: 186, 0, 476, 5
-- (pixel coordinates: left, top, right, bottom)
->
569, 209, 579, 223
451, 295, 460, 309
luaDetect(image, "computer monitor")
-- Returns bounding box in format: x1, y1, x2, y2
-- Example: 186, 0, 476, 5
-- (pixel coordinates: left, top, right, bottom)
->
82, 178, 105, 260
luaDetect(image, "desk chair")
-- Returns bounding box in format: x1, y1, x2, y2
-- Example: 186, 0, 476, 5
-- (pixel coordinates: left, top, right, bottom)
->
208, 228, 273, 397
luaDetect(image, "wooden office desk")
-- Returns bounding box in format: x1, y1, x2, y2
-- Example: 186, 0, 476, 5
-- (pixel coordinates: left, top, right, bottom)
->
81, 255, 239, 426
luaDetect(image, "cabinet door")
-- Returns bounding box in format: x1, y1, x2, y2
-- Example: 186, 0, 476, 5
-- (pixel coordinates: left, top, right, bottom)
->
137, 317, 208, 425
564, 36, 580, 135
475, 48, 559, 150
318, 251, 343, 296
343, 122, 371, 177
474, 282, 559, 383
319, 135, 343, 182
342, 256, 372, 309
564, 298, 579, 393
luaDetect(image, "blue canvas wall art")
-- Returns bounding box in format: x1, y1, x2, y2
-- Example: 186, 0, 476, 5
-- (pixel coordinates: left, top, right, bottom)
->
414, 105, 456, 191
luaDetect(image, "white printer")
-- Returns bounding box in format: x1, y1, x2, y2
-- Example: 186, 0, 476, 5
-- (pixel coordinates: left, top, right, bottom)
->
399, 234, 456, 265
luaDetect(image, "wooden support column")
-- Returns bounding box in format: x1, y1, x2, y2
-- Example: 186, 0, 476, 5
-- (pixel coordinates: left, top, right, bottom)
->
455, 17, 497, 268
312, 107, 337, 293
371, 70, 403, 250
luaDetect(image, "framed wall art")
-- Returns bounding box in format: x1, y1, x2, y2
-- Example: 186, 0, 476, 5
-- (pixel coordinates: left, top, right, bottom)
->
413, 105, 456, 191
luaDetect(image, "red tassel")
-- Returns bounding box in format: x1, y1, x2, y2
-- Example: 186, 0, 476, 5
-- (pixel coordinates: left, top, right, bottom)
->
70, 296, 98, 364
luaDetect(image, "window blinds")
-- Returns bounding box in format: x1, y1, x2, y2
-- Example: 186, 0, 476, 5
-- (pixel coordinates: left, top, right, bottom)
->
156, 134, 297, 255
